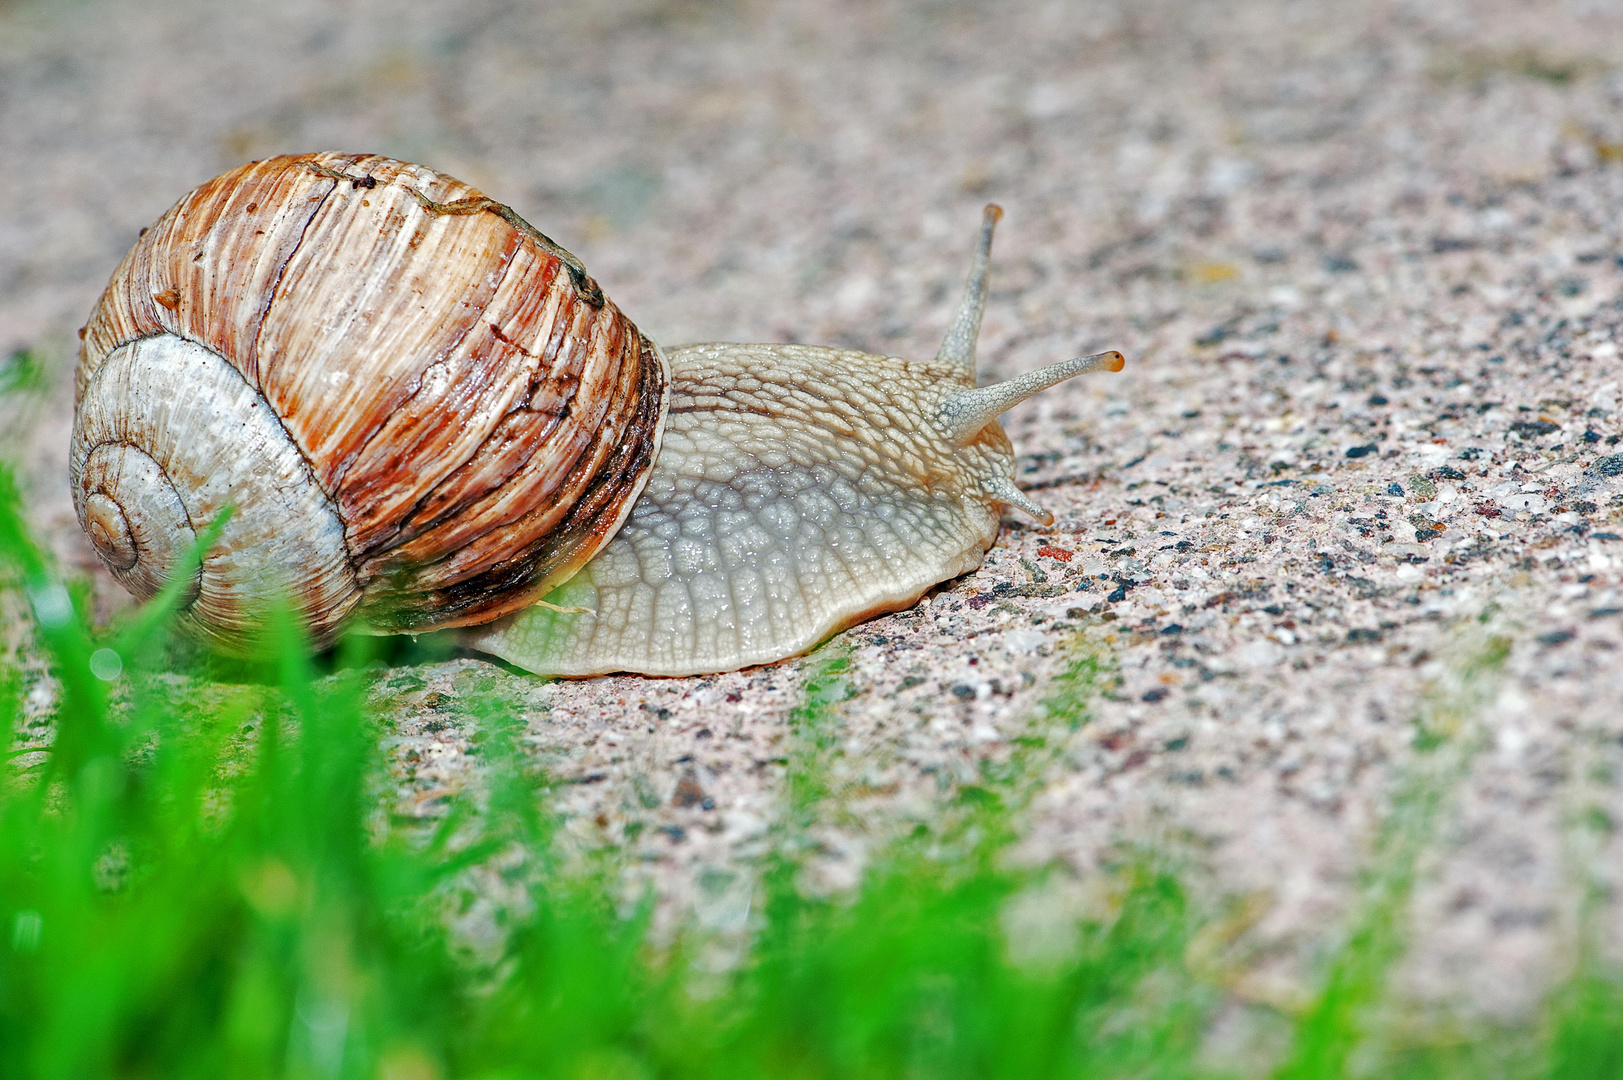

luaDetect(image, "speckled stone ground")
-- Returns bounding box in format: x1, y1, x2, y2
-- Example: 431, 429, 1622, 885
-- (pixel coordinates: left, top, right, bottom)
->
6, 0, 1623, 1024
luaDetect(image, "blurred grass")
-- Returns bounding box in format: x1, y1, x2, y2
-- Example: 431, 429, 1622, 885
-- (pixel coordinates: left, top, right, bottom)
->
0, 350, 44, 397
1273, 635, 1511, 1080
1, 463, 1621, 1078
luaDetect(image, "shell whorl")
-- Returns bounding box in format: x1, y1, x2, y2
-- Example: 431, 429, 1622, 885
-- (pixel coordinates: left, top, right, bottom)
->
72, 152, 668, 650
71, 334, 358, 648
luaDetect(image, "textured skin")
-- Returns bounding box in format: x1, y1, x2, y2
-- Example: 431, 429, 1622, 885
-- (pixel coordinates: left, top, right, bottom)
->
470, 343, 1015, 676
72, 153, 668, 644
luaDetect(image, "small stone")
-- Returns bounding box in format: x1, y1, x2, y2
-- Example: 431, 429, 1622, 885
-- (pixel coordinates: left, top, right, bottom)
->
1497, 493, 1548, 514
1592, 453, 1623, 477
1004, 628, 1048, 654
672, 769, 708, 809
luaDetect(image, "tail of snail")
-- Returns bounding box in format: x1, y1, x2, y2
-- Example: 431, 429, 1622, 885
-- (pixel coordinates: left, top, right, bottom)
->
70, 153, 1124, 676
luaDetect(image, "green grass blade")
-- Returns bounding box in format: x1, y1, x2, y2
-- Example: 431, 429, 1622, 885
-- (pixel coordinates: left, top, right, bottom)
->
109, 504, 233, 666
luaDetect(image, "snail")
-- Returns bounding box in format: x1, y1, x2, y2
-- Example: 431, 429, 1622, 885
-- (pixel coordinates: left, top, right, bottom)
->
71, 152, 1123, 677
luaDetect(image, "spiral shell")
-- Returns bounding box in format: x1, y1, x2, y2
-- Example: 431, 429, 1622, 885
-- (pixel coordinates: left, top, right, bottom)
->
71, 152, 668, 650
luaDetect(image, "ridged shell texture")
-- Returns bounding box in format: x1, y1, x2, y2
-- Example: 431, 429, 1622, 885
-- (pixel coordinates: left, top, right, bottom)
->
71, 152, 668, 647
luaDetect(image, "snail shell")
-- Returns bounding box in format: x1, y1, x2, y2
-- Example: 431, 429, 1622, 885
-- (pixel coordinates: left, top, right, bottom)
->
71, 153, 666, 652
71, 153, 1122, 674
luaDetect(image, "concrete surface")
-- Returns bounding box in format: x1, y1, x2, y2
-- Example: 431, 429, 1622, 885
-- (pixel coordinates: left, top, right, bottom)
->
6, 0, 1623, 1024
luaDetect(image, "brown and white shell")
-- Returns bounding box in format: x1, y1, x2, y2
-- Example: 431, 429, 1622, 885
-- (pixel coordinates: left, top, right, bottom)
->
70, 152, 668, 652
72, 155, 1123, 674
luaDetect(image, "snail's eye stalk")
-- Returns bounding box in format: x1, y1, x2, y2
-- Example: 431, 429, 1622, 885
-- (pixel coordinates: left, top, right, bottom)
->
935, 203, 1003, 377
932, 201, 1125, 444
926, 203, 1126, 527
938, 350, 1125, 445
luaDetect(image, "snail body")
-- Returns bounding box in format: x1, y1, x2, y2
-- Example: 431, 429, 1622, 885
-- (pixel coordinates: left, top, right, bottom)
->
71, 153, 1122, 675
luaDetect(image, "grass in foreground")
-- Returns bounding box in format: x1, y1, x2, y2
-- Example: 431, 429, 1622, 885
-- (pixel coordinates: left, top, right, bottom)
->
0, 472, 1213, 1079
2, 467, 1622, 1078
